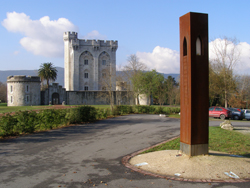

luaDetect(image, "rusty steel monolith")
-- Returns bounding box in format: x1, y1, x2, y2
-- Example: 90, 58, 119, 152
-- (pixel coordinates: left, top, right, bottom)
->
179, 12, 209, 156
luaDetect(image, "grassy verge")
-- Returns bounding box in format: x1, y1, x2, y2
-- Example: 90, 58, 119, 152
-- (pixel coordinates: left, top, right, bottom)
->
142, 126, 250, 158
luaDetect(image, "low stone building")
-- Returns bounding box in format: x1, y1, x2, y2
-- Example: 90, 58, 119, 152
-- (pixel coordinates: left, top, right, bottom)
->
7, 75, 41, 106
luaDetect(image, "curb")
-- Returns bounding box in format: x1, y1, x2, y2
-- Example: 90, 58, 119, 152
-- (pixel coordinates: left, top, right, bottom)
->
121, 136, 250, 183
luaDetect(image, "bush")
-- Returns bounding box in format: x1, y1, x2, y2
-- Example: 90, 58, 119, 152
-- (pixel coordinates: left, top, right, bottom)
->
15, 111, 38, 134
0, 113, 17, 136
0, 105, 181, 138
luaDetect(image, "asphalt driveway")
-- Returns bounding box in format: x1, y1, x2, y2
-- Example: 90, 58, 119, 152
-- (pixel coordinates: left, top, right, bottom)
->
0, 114, 249, 188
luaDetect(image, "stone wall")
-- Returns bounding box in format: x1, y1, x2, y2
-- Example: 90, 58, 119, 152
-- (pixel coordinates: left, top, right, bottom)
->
66, 91, 135, 105
41, 83, 67, 105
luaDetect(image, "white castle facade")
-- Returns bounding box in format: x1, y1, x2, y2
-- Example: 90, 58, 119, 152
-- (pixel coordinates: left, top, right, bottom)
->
63, 32, 117, 91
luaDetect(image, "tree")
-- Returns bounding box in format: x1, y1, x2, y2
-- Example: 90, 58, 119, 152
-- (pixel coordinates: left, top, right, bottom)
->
0, 82, 7, 103
228, 75, 250, 108
98, 66, 116, 111
38, 62, 58, 89
165, 76, 178, 105
133, 70, 165, 106
122, 54, 148, 105
210, 37, 241, 108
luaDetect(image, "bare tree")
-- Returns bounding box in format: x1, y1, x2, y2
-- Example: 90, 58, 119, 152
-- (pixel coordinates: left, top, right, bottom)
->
98, 66, 116, 111
210, 37, 241, 108
122, 54, 148, 105
0, 82, 7, 103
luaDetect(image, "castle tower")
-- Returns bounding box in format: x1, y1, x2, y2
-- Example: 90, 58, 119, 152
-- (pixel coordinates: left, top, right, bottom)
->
63, 31, 118, 91
7, 76, 41, 106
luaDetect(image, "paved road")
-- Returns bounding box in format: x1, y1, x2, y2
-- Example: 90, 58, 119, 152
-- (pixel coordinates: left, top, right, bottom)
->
0, 114, 249, 188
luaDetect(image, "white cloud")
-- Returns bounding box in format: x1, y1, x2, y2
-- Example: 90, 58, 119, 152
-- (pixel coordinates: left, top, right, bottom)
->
2, 12, 78, 57
83, 30, 107, 40
209, 38, 250, 74
136, 46, 180, 74
136, 39, 250, 75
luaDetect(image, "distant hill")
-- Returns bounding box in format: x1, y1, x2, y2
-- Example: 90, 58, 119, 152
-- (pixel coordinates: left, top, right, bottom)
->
0, 68, 180, 86
0, 67, 64, 86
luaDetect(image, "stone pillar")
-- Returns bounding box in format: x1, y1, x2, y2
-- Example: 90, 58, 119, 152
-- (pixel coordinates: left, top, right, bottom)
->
179, 12, 209, 156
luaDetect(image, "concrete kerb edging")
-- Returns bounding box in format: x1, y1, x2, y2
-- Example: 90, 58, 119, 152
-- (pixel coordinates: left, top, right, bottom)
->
121, 136, 250, 183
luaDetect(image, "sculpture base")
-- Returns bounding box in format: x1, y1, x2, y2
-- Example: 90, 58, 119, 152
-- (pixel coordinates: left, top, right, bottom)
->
180, 142, 208, 156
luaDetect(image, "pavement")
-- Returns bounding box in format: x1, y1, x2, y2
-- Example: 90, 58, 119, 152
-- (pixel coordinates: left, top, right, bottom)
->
124, 139, 250, 183
1, 114, 250, 187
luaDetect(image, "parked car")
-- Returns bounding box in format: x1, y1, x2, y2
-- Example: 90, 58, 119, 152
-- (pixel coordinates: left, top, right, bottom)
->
209, 106, 232, 120
242, 109, 250, 120
226, 107, 244, 120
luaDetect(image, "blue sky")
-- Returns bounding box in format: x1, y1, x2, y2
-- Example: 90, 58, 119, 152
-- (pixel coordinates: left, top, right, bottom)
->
1, 0, 250, 74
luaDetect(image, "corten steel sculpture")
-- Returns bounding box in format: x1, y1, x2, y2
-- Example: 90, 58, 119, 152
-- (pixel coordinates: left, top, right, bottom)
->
179, 12, 209, 156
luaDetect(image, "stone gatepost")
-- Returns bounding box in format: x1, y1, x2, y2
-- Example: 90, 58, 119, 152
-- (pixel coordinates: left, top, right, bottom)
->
179, 12, 209, 156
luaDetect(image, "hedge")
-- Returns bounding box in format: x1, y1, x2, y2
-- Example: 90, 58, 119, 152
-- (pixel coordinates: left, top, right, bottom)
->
0, 105, 180, 138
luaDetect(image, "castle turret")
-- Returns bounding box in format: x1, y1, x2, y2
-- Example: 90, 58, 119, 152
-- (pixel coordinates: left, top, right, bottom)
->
7, 75, 41, 106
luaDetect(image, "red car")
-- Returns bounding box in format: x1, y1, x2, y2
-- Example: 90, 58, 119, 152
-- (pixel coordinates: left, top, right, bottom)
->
209, 106, 232, 120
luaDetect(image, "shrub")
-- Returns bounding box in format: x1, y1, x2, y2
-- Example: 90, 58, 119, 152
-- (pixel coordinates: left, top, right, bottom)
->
0, 113, 17, 136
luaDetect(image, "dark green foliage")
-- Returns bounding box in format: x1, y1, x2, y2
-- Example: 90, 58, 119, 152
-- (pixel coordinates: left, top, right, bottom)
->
0, 113, 17, 136
0, 105, 180, 138
133, 105, 156, 114
66, 106, 97, 124
112, 105, 134, 116
15, 111, 38, 133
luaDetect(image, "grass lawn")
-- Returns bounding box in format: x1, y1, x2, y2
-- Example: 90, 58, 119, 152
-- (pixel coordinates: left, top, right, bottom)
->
142, 126, 250, 158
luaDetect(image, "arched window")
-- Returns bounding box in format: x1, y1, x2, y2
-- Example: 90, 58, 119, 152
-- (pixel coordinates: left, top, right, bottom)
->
183, 37, 187, 56
196, 37, 202, 55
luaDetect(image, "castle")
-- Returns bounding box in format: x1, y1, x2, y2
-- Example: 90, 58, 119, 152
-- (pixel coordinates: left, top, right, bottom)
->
7, 32, 136, 106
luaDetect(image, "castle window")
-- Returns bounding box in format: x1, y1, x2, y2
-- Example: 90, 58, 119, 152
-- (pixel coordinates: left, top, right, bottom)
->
11, 96, 13, 103
84, 73, 88, 78
102, 60, 106, 65
84, 59, 88, 65
10, 85, 13, 92
26, 95, 29, 103
27, 85, 29, 92
102, 73, 106, 78
102, 86, 106, 90
84, 86, 88, 91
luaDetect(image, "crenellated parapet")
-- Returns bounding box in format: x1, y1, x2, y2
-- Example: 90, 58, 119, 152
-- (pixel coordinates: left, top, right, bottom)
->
63, 31, 78, 41
7, 75, 41, 83
64, 31, 117, 91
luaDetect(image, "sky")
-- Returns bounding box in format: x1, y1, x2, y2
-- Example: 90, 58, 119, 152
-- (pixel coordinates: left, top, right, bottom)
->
1, 0, 250, 75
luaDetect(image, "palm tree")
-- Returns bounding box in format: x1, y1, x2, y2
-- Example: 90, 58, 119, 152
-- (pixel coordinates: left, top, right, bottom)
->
38, 62, 58, 88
